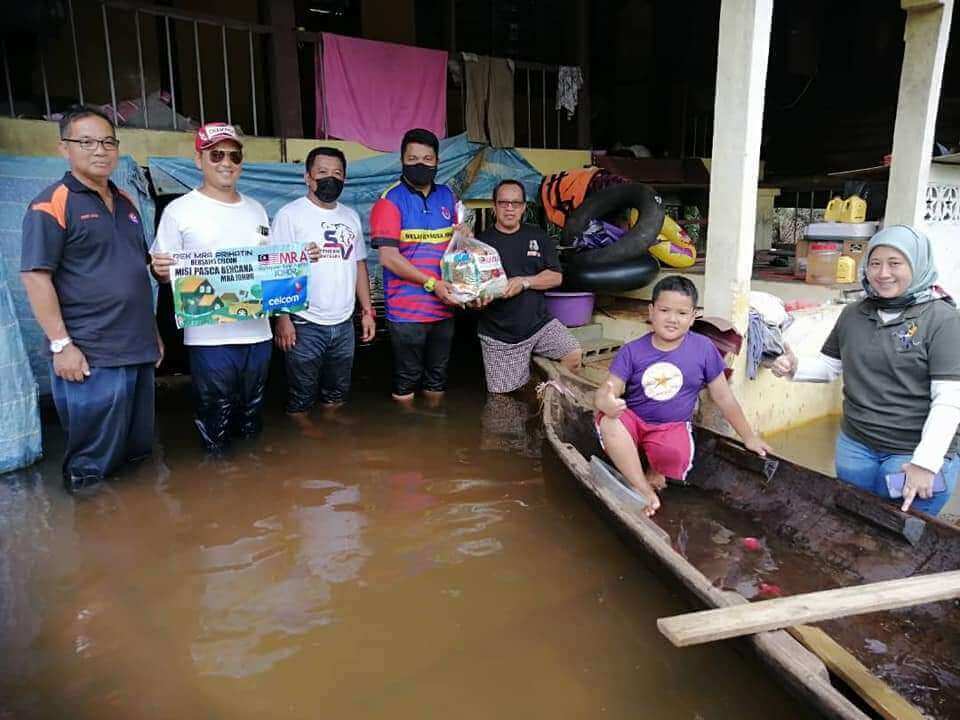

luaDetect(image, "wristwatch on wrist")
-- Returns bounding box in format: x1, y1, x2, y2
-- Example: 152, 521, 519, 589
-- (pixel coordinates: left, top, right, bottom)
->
521, 279, 531, 291
423, 277, 437, 293
50, 336, 72, 353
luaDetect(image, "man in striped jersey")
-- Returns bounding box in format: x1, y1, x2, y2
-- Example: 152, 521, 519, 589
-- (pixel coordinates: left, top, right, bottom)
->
370, 129, 462, 403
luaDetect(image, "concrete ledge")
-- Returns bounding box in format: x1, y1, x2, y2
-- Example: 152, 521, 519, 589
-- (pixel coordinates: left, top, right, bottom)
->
615, 269, 855, 306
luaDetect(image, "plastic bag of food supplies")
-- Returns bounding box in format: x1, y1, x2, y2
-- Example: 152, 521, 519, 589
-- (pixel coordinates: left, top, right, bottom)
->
441, 229, 509, 304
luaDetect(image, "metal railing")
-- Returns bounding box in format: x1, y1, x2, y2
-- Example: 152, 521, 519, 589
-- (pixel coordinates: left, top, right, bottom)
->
682, 112, 714, 159
510, 60, 569, 149
3, 0, 271, 135
4, 3, 577, 148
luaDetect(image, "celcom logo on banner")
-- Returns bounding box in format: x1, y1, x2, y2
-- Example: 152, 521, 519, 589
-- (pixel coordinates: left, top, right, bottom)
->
267, 294, 301, 307
261, 276, 308, 313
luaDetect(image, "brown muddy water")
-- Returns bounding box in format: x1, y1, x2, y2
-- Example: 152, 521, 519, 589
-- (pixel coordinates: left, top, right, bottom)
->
0, 350, 817, 720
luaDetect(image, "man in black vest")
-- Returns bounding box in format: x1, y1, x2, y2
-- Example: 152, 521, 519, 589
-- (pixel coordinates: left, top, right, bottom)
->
476, 180, 581, 393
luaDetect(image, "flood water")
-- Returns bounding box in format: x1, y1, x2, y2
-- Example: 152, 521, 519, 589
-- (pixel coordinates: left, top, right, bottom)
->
0, 347, 817, 719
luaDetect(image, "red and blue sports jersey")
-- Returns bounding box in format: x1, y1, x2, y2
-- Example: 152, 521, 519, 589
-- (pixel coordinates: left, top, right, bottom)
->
370, 180, 458, 323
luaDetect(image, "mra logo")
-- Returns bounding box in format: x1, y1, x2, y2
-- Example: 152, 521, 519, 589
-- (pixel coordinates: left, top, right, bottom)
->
321, 222, 357, 260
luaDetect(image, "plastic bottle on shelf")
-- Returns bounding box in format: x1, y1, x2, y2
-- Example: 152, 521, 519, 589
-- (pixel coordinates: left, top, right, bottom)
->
836, 255, 856, 283
824, 197, 844, 222
806, 242, 841, 285
840, 196, 867, 223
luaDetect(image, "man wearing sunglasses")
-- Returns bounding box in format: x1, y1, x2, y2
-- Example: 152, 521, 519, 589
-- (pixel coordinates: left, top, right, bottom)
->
20, 104, 163, 491
475, 180, 581, 394
150, 123, 319, 452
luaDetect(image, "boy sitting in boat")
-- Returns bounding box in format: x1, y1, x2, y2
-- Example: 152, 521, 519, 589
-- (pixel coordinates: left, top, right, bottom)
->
593, 276, 772, 516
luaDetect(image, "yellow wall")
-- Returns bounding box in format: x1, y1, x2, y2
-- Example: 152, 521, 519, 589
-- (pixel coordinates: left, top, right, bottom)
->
0, 118, 591, 177
518, 148, 591, 177
0, 118, 282, 163
285, 138, 384, 165
696, 304, 844, 437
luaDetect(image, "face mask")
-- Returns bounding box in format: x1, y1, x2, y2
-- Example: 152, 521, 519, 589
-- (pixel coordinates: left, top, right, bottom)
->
313, 177, 344, 203
402, 162, 437, 187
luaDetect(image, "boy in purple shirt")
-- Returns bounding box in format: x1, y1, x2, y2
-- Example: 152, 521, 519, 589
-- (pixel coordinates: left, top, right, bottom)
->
594, 276, 771, 516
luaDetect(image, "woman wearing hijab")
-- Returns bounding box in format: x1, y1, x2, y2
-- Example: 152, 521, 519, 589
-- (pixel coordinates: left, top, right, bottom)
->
773, 225, 960, 515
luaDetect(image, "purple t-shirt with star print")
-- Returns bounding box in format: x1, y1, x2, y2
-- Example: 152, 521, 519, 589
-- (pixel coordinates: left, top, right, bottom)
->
608, 331, 726, 424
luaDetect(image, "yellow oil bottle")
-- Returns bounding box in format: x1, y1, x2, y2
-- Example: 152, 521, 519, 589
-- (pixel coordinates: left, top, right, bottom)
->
824, 196, 844, 222
840, 195, 867, 223
836, 255, 856, 283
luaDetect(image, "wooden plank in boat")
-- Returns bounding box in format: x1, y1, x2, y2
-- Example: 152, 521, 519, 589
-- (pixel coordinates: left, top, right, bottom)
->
657, 570, 960, 647
787, 625, 925, 720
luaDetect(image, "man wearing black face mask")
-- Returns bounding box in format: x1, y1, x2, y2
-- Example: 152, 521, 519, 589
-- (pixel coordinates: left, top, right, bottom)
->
370, 128, 463, 404
272, 147, 375, 416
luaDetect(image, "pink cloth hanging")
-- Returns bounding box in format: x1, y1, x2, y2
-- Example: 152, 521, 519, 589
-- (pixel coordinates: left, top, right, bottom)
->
316, 33, 447, 152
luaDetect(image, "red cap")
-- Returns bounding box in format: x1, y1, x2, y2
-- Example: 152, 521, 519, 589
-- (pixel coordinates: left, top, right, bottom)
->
195, 123, 243, 152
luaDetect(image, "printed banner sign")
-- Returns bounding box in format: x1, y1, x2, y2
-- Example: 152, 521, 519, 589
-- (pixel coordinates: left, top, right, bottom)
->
170, 244, 310, 329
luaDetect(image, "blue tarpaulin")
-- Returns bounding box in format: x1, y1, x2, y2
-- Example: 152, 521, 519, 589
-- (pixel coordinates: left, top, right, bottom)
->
0, 155, 156, 395
149, 135, 542, 299
148, 133, 543, 229
0, 243, 41, 474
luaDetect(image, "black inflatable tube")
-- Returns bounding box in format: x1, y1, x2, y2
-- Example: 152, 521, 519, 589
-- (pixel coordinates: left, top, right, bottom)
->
562, 253, 660, 293
561, 182, 666, 267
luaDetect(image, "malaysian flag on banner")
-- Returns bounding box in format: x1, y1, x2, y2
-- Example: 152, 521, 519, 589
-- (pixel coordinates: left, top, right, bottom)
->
258, 252, 283, 264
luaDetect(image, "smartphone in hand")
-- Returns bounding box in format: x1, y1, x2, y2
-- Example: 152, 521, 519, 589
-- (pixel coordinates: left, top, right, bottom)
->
885, 471, 948, 499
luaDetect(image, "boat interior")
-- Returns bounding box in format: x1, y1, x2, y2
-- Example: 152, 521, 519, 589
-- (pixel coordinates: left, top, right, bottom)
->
536, 353, 960, 719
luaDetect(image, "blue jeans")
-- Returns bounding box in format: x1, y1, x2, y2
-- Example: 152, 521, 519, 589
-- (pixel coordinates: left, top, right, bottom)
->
835, 432, 959, 516
188, 341, 272, 452
50, 363, 155, 491
285, 318, 355, 412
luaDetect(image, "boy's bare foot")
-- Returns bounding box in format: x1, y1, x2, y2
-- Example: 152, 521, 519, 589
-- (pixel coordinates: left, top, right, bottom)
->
647, 470, 667, 491
628, 477, 662, 517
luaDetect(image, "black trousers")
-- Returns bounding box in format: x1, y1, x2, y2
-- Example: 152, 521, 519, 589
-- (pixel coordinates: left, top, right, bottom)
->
387, 318, 454, 396
188, 341, 272, 452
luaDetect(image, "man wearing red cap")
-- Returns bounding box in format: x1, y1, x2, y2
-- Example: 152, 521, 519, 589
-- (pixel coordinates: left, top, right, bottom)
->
150, 123, 319, 452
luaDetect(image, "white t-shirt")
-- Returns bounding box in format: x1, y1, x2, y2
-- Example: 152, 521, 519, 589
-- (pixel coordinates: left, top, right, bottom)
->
270, 197, 367, 325
152, 190, 273, 346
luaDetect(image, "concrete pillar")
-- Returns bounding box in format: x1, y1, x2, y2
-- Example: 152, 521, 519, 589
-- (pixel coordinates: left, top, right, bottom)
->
885, 0, 953, 227
702, 0, 774, 332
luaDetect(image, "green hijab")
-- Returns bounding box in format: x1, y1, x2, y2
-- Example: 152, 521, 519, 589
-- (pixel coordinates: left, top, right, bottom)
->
861, 224, 940, 308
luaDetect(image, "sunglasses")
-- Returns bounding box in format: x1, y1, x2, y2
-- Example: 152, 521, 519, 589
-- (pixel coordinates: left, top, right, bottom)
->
208, 149, 243, 164
495, 200, 525, 209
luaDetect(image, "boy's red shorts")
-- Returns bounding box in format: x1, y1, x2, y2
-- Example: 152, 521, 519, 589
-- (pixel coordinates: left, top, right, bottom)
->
595, 408, 695, 481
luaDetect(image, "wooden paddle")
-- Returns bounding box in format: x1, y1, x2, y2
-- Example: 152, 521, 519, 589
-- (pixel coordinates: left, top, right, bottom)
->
658, 570, 960, 647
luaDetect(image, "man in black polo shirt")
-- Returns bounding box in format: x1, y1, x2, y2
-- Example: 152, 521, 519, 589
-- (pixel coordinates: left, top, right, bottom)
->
20, 105, 162, 491
477, 180, 581, 393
